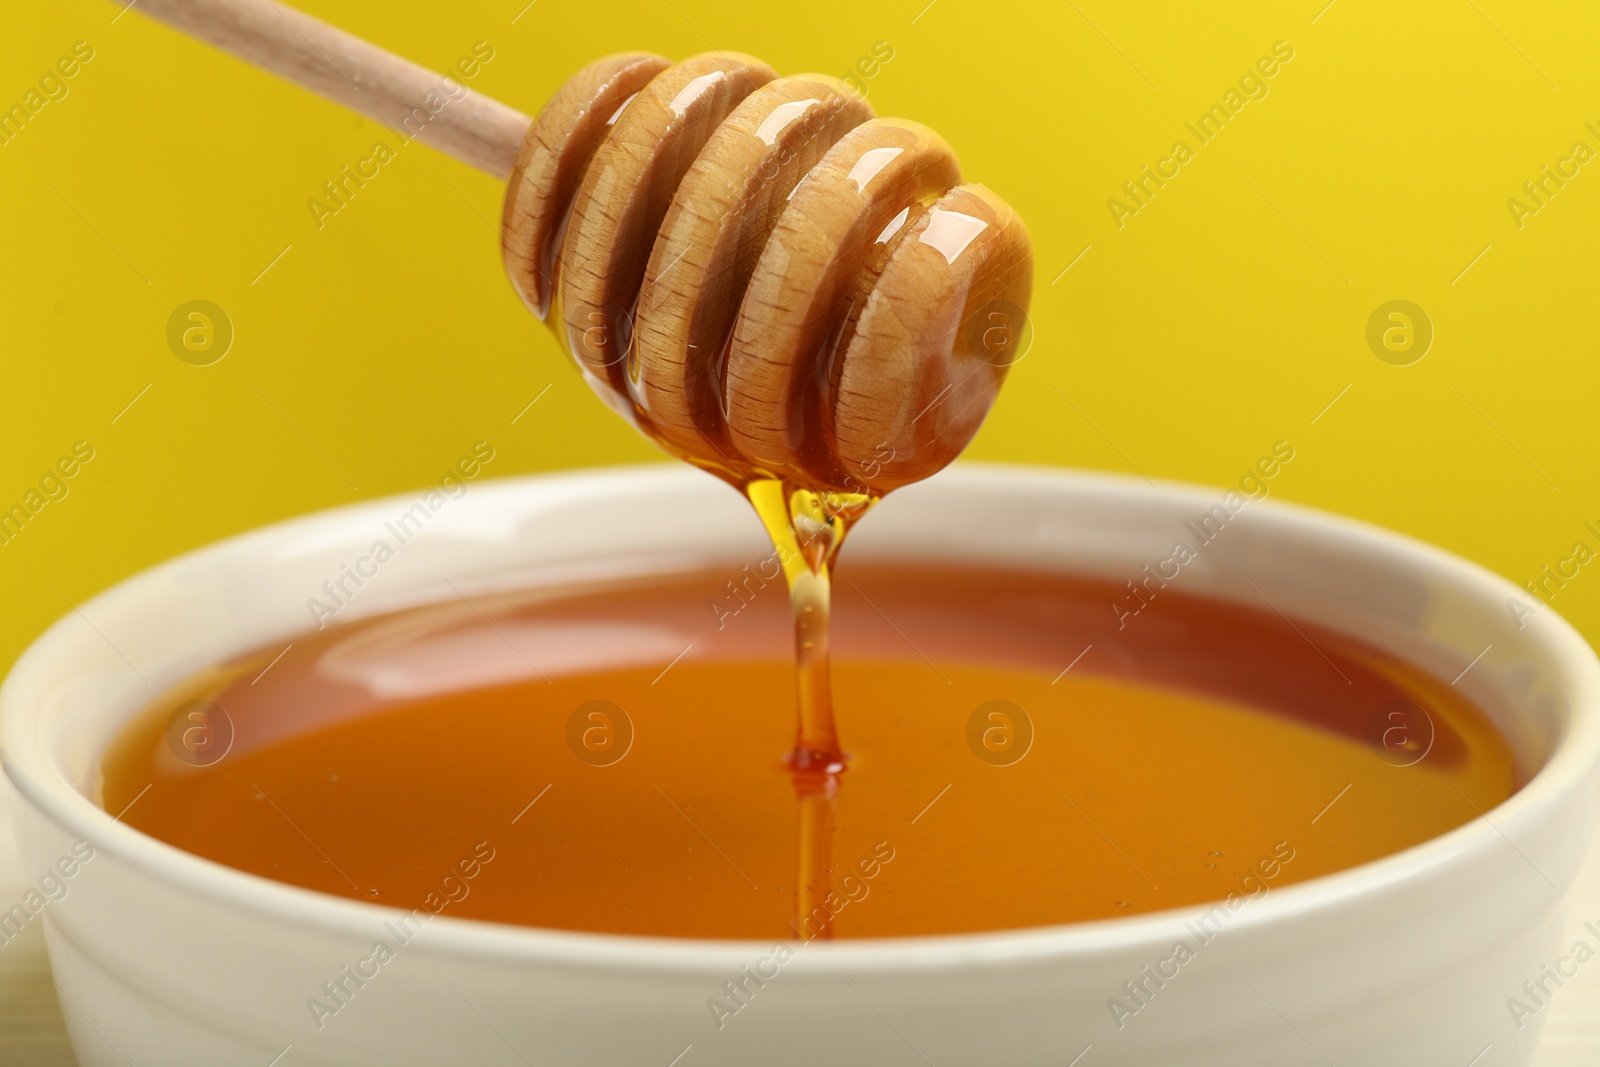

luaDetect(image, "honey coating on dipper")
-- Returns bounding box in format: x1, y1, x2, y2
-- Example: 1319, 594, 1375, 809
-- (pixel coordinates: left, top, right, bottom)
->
558, 53, 778, 417
724, 117, 960, 486
500, 52, 1032, 498
630, 74, 874, 464
501, 52, 671, 320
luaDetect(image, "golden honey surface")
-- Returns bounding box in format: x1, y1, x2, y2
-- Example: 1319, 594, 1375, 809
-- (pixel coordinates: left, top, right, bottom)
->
102, 562, 1515, 940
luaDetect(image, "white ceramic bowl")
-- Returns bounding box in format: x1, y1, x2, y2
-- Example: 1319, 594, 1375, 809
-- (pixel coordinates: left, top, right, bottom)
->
4, 464, 1598, 1067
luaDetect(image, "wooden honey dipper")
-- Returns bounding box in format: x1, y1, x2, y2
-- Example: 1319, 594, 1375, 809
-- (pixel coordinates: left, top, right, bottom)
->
123, 0, 1034, 772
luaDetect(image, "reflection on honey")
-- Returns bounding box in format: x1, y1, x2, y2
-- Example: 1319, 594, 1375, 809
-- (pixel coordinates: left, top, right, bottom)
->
102, 562, 1516, 940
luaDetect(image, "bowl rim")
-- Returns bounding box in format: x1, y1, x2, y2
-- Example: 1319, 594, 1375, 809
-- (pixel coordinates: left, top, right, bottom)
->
4, 462, 1598, 975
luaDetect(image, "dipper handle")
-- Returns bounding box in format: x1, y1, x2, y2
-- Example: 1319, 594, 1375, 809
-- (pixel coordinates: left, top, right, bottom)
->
121, 0, 530, 177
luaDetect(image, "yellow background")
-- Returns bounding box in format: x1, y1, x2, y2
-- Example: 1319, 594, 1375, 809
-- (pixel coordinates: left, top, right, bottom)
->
2, 0, 1597, 672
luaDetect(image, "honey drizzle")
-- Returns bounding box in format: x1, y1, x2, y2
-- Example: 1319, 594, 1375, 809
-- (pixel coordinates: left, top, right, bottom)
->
746, 479, 876, 770
747, 480, 874, 940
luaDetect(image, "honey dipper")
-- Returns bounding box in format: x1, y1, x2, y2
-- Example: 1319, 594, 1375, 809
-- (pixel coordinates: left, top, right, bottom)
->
125, 0, 1034, 769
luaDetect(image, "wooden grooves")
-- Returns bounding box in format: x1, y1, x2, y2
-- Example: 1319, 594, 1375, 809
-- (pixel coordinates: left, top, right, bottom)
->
501, 52, 1033, 495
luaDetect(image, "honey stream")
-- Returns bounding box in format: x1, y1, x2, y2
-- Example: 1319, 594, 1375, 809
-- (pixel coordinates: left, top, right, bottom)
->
746, 479, 875, 939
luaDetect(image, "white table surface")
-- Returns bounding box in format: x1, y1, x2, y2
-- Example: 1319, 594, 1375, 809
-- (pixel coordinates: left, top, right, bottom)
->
2, 810, 1598, 1064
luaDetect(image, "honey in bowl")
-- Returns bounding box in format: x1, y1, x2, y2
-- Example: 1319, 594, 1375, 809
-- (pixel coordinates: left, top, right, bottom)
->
100, 560, 1516, 941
